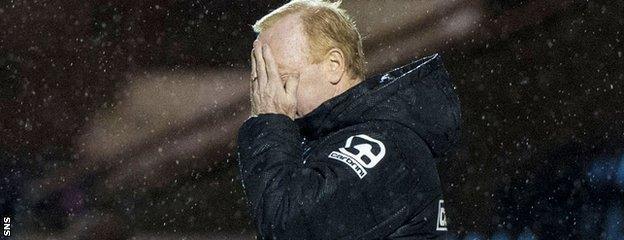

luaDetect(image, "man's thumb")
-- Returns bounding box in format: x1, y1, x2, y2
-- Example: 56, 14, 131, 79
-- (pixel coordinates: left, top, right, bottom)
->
285, 73, 300, 96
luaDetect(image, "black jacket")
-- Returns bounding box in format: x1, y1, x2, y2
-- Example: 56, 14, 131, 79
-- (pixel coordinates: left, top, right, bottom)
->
237, 54, 461, 239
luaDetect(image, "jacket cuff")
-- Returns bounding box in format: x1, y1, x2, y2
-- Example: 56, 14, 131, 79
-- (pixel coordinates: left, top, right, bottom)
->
238, 113, 300, 143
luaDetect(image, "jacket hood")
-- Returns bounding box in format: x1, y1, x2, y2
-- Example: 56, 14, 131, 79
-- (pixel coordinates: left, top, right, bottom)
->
295, 54, 461, 157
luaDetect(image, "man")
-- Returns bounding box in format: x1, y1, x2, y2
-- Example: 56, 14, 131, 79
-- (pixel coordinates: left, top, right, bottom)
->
237, 0, 461, 239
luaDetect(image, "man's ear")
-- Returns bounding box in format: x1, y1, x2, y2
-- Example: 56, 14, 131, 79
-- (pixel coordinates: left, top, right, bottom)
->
326, 48, 345, 84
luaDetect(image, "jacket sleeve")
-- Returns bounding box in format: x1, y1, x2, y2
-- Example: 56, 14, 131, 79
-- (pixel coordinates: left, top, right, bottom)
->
237, 114, 445, 239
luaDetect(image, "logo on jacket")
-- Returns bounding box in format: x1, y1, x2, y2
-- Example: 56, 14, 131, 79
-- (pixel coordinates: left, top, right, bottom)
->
328, 134, 386, 179
437, 200, 448, 231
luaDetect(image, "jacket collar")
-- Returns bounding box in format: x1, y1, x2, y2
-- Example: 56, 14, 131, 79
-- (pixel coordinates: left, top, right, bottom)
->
294, 75, 379, 139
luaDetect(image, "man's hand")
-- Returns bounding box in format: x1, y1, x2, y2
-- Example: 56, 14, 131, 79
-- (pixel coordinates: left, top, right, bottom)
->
250, 40, 300, 119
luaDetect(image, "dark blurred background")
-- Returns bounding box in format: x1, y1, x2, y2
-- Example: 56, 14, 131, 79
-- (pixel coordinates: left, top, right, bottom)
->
1, 0, 623, 239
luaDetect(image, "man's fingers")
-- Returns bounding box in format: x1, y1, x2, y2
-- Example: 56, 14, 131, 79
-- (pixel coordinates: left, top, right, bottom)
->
250, 49, 257, 81
251, 77, 260, 116
253, 40, 267, 86
262, 44, 280, 89
285, 73, 300, 97
250, 49, 259, 93
250, 69, 255, 97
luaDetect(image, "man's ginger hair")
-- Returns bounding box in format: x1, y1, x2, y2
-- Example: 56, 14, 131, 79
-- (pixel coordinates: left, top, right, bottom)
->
253, 0, 365, 80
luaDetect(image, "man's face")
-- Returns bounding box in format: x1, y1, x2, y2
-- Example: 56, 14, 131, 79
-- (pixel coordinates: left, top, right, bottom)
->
257, 14, 336, 118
